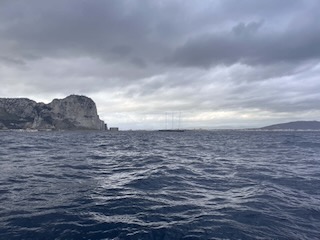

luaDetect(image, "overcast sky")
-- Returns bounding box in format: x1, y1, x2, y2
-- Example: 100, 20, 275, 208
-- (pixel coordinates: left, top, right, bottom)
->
1, 0, 320, 129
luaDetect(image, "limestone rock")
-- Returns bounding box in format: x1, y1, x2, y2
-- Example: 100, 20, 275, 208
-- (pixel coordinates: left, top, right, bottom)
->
0, 95, 106, 130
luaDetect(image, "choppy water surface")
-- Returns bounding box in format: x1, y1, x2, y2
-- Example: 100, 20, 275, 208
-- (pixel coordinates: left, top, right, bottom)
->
0, 130, 320, 239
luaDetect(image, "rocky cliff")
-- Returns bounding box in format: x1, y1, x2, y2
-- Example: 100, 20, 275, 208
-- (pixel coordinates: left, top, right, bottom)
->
0, 95, 106, 130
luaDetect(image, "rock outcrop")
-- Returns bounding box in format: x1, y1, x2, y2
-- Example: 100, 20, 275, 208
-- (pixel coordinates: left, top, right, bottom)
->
0, 95, 106, 130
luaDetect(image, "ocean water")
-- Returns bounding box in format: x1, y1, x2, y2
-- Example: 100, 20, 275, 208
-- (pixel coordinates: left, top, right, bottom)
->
0, 130, 320, 240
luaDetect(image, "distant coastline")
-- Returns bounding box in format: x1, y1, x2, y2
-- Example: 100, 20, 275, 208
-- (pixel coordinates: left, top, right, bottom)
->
259, 120, 320, 131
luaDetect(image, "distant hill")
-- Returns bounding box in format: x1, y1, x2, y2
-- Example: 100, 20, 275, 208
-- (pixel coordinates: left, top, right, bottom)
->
261, 121, 320, 130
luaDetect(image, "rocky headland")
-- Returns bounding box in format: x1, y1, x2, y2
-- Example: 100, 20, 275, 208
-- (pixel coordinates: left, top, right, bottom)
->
0, 95, 106, 130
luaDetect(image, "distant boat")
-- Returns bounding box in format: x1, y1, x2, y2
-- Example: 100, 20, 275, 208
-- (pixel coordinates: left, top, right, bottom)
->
158, 129, 185, 132
158, 112, 185, 132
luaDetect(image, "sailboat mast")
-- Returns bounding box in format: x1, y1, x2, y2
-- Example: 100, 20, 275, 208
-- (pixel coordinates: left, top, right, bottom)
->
165, 112, 167, 130
172, 112, 174, 129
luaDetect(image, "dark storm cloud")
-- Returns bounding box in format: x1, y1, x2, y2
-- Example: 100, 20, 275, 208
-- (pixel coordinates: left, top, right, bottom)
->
0, 0, 177, 64
170, 19, 320, 67
172, 0, 320, 68
1, 0, 319, 68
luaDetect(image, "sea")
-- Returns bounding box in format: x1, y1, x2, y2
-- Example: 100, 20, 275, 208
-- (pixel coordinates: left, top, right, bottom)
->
0, 130, 319, 240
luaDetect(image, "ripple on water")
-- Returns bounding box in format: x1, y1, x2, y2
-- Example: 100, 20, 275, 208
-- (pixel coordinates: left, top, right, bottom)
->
0, 130, 320, 239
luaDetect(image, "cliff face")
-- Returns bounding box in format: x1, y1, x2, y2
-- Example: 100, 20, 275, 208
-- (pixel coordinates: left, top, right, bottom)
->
0, 95, 105, 130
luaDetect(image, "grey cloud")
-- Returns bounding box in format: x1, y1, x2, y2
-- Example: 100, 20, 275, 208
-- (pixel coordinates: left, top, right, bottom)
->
130, 57, 147, 69
221, 66, 320, 113
111, 45, 133, 57
0, 56, 25, 66
219, 0, 304, 17
170, 20, 320, 68
1, 0, 319, 69
0, 0, 183, 65
232, 21, 264, 36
